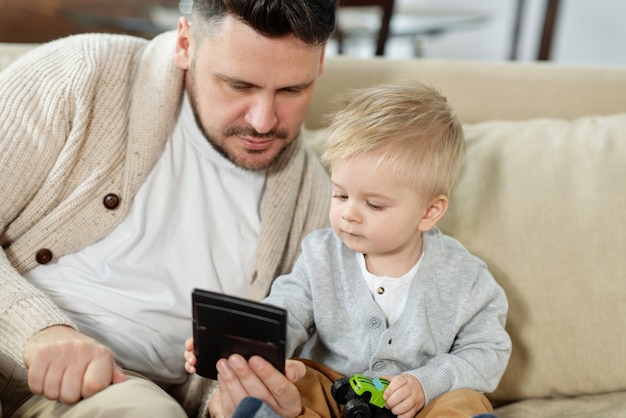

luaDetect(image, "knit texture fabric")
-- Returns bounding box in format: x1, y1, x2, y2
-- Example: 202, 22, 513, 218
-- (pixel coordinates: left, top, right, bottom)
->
0, 31, 330, 374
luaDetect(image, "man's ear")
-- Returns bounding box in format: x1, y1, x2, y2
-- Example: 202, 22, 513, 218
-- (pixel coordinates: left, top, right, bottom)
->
318, 41, 327, 76
174, 16, 193, 70
418, 195, 449, 232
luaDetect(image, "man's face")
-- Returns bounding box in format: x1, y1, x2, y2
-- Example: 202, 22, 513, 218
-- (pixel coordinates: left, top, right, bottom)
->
174, 15, 325, 170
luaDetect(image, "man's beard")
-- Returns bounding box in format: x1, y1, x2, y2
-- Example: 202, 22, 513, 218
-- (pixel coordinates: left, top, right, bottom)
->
185, 70, 291, 171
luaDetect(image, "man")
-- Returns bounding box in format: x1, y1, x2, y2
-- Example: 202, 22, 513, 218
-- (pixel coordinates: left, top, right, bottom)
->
0, 0, 335, 416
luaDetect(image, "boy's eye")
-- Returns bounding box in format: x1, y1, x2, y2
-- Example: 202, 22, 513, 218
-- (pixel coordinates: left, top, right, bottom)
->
332, 193, 348, 201
367, 202, 385, 211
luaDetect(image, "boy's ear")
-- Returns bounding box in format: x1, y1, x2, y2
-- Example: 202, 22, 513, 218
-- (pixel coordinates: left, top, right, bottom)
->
418, 195, 449, 231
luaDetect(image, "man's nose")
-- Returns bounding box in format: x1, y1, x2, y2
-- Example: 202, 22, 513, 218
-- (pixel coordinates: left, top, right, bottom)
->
245, 93, 278, 135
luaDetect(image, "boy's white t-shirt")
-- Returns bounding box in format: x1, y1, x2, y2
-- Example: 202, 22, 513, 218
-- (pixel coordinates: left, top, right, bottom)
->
357, 252, 423, 326
24, 94, 266, 384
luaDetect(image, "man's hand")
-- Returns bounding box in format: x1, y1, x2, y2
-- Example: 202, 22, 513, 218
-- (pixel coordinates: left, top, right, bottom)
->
383, 373, 425, 418
208, 389, 224, 418
23, 325, 126, 404
211, 354, 305, 418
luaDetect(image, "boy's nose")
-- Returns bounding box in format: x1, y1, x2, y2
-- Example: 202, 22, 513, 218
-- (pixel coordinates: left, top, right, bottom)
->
342, 202, 361, 223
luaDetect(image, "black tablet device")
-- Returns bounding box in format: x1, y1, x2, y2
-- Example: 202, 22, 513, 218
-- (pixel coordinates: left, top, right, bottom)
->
191, 288, 287, 380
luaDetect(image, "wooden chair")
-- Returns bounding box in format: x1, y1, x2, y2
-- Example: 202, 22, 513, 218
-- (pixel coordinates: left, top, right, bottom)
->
335, 0, 395, 56
538, 0, 561, 60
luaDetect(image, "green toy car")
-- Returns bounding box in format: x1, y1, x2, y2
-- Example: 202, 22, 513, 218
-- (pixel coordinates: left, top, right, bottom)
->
331, 374, 396, 418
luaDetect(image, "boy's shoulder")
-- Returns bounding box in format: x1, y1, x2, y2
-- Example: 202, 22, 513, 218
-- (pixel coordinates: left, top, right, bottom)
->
424, 226, 464, 249
424, 227, 487, 268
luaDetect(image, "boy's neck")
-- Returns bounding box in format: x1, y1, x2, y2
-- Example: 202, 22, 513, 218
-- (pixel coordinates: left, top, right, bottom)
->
364, 238, 423, 278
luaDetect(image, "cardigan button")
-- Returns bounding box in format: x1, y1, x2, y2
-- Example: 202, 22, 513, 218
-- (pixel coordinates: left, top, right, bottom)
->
103, 193, 121, 210
36, 248, 53, 264
368, 317, 381, 328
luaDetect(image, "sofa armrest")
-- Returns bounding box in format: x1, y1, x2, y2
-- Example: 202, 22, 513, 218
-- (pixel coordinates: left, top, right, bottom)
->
0, 43, 38, 72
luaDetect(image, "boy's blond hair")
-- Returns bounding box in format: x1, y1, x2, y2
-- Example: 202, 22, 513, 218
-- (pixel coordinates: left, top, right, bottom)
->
321, 83, 465, 200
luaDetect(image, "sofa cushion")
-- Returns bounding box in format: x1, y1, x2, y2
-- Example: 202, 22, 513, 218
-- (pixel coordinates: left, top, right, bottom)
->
437, 113, 626, 405
494, 390, 626, 418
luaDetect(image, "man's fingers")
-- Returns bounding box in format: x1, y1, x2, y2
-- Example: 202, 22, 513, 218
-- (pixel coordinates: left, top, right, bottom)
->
23, 326, 122, 403
42, 365, 64, 401
112, 364, 127, 384
218, 356, 259, 399
81, 348, 117, 398
284, 359, 306, 383
249, 355, 290, 393
58, 361, 88, 404
247, 356, 302, 415
26, 361, 47, 396
227, 355, 271, 398
216, 371, 238, 416
215, 355, 303, 418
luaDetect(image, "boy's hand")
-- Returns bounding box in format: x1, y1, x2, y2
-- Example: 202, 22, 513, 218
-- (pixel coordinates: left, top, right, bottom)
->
184, 337, 197, 374
383, 373, 425, 418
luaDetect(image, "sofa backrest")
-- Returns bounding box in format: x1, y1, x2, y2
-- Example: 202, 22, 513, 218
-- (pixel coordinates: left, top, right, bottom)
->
307, 56, 626, 127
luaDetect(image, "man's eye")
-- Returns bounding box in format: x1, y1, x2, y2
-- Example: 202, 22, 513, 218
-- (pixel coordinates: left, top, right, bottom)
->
282, 88, 303, 96
230, 83, 250, 91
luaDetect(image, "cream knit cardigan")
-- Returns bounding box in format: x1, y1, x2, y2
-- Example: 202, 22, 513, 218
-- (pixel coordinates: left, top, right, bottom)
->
0, 30, 330, 380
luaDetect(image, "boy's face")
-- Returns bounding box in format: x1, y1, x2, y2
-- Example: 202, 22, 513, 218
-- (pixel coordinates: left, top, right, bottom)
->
329, 152, 444, 272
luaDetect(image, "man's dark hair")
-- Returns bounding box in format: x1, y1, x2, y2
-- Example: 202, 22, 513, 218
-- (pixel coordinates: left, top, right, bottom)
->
192, 0, 337, 47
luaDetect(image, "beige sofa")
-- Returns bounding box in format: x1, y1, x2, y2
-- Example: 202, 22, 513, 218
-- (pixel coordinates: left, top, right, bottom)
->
2, 42, 626, 417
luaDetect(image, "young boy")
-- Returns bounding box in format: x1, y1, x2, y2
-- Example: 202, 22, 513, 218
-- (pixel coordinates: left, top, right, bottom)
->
186, 83, 512, 417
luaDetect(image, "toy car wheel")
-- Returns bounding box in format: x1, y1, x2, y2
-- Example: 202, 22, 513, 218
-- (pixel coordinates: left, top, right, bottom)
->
344, 398, 371, 418
376, 407, 396, 417
331, 377, 352, 404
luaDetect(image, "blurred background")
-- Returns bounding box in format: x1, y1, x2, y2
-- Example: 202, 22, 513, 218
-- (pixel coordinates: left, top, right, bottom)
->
0, 0, 624, 66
